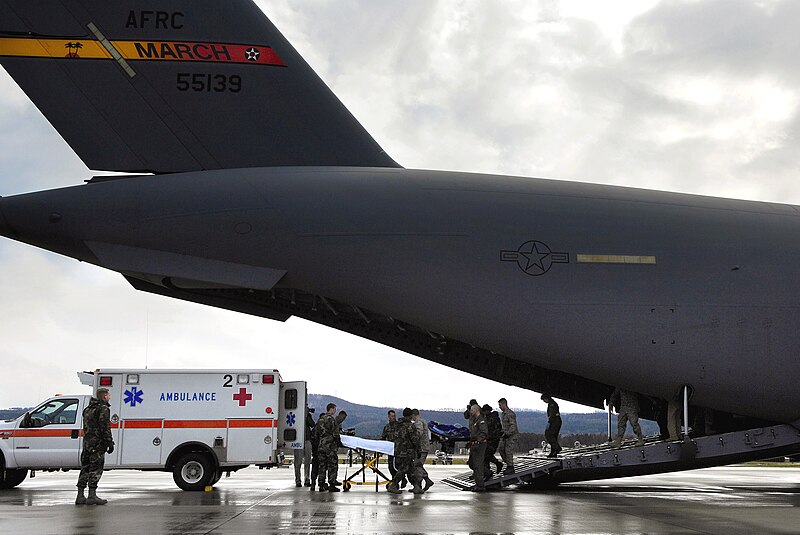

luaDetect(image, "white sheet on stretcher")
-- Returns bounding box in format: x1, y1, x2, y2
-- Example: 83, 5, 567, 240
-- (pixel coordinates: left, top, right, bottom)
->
340, 435, 394, 456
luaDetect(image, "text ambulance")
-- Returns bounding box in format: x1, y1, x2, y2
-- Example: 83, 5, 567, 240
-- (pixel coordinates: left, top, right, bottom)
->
0, 369, 306, 490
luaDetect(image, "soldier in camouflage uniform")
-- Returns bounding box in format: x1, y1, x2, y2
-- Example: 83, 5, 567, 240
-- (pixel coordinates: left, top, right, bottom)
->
313, 403, 340, 492
294, 408, 314, 487
610, 387, 645, 448
498, 398, 519, 474
381, 410, 403, 483
541, 393, 562, 457
467, 403, 488, 492
331, 410, 348, 486
482, 404, 504, 475
386, 408, 421, 494
308, 410, 321, 491
464, 398, 479, 423
411, 409, 434, 492
76, 388, 114, 505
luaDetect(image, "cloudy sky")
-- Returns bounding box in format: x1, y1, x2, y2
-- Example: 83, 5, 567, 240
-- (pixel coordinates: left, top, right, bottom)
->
2, 1, 798, 412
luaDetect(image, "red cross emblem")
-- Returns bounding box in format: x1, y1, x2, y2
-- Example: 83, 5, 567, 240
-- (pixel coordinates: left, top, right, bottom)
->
232, 387, 252, 407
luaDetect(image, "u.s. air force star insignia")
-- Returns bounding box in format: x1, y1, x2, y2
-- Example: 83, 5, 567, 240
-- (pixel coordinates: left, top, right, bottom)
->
501, 240, 569, 276
244, 47, 260, 61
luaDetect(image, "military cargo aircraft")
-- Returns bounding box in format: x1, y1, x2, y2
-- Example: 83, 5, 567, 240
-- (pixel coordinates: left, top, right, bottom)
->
0, 1, 798, 451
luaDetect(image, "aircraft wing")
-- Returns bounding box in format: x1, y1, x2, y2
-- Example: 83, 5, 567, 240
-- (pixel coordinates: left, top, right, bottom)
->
0, 1, 399, 172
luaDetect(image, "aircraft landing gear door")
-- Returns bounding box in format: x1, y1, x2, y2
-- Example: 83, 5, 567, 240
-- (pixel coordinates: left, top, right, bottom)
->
278, 381, 307, 452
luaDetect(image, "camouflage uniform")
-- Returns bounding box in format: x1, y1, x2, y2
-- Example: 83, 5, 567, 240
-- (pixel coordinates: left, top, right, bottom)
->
544, 398, 562, 456
411, 417, 431, 487
468, 411, 488, 491
610, 388, 644, 446
313, 413, 340, 487
308, 413, 321, 488
463, 401, 478, 424
499, 407, 519, 472
483, 410, 503, 473
294, 411, 314, 486
381, 418, 400, 479
77, 396, 113, 492
388, 417, 419, 492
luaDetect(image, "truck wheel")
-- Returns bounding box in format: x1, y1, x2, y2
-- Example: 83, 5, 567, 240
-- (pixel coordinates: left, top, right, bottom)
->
210, 470, 223, 486
172, 453, 214, 491
0, 469, 28, 489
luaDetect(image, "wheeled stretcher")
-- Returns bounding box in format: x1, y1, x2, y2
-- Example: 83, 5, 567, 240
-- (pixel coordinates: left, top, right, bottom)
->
339, 436, 394, 491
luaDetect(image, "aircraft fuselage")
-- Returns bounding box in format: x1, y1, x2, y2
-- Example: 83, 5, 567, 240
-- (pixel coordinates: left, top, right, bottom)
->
2, 166, 799, 424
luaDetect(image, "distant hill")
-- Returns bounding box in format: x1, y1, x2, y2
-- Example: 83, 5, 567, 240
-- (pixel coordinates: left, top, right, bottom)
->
0, 408, 29, 420
308, 394, 658, 438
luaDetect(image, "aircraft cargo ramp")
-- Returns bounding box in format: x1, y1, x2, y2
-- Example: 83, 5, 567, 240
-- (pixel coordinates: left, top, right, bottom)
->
441, 423, 800, 490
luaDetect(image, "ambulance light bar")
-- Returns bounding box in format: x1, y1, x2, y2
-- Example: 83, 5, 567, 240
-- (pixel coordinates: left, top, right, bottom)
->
99, 376, 113, 386
262, 374, 274, 384
77, 371, 95, 386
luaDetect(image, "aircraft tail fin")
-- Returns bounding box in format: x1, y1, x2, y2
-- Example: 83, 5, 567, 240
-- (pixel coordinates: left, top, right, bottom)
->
0, 1, 398, 173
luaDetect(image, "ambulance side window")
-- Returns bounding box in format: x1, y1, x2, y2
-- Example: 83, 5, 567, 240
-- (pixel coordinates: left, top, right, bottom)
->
285, 389, 298, 410
28, 398, 79, 427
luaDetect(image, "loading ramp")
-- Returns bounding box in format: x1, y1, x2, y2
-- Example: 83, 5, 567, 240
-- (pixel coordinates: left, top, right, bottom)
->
441, 423, 800, 490
440, 456, 562, 491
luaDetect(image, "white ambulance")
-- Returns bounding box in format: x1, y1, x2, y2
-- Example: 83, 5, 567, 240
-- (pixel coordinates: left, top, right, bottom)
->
0, 369, 306, 490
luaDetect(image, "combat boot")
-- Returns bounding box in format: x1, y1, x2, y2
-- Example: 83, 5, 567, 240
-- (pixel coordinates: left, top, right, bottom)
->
423, 477, 434, 492
411, 484, 424, 495
386, 482, 402, 494
611, 438, 622, 449
318, 482, 328, 492
75, 487, 86, 505
635, 436, 646, 447
85, 488, 107, 505
503, 465, 515, 475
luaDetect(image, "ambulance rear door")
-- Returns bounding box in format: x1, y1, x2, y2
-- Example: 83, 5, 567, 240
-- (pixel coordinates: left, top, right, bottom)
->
278, 381, 307, 451
226, 372, 279, 464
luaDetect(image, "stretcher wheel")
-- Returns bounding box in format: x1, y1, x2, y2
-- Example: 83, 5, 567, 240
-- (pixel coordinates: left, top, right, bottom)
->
343, 481, 351, 492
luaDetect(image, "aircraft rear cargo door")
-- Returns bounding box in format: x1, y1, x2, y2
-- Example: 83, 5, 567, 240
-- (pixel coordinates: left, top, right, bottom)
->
278, 381, 307, 451
120, 419, 163, 466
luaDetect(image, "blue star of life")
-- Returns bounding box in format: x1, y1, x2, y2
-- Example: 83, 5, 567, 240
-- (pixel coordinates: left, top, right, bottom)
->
286, 412, 296, 426
124, 387, 144, 407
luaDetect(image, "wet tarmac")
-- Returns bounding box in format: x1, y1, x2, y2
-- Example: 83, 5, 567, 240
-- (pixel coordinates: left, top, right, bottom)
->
1, 464, 799, 534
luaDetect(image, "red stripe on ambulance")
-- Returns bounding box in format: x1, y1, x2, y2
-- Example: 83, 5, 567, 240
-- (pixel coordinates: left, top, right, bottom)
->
8, 429, 83, 438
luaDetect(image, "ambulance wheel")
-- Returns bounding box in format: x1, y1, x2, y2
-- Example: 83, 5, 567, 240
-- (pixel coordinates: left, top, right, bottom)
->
0, 469, 27, 489
210, 470, 223, 486
173, 453, 214, 491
